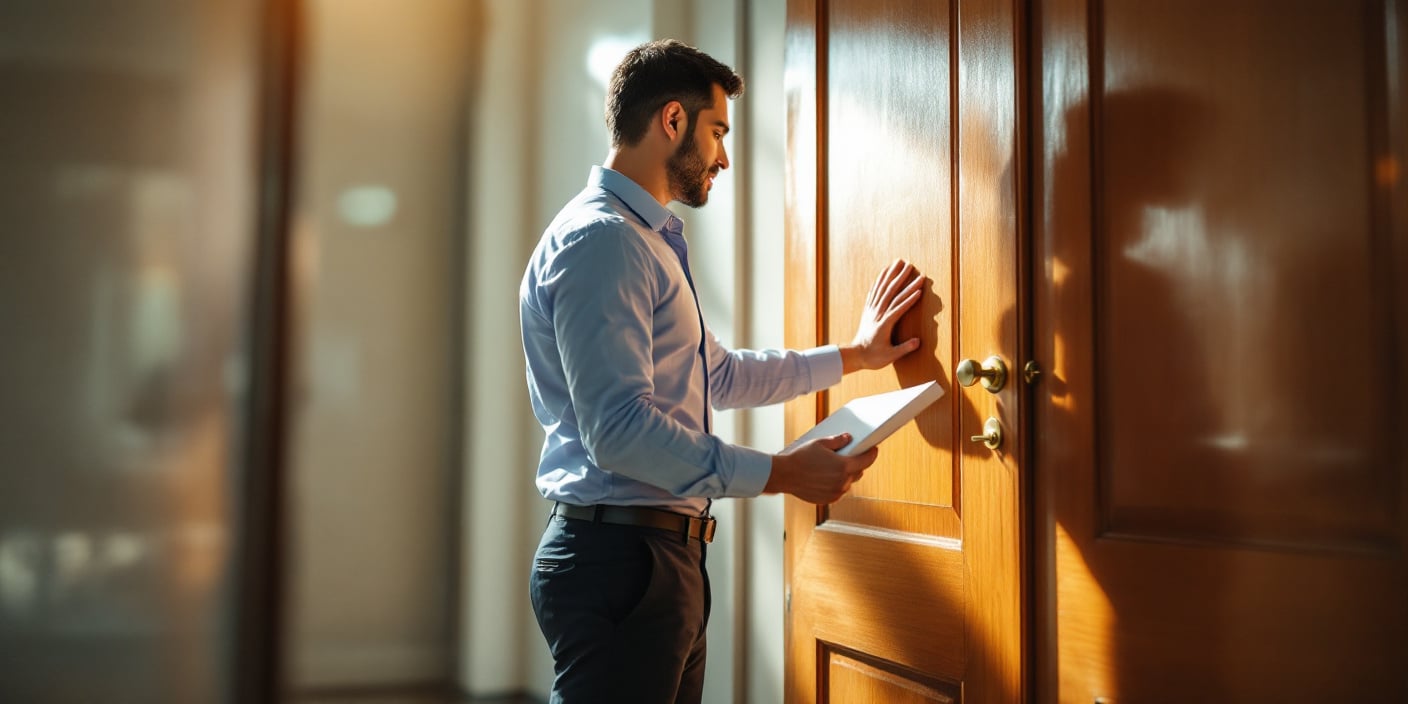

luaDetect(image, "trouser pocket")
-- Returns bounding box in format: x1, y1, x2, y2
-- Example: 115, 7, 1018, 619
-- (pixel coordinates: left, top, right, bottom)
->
530, 517, 656, 638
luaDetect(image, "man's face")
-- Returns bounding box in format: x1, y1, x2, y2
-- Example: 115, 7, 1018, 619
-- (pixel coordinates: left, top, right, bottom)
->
667, 84, 731, 208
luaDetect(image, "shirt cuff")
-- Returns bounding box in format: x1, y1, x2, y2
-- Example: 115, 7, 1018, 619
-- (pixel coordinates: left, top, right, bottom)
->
801, 344, 844, 391
723, 445, 773, 498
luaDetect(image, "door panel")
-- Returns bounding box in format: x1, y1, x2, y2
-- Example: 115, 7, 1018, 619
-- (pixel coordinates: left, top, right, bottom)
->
1035, 0, 1408, 700
825, 0, 958, 539
826, 647, 962, 704
785, 0, 1025, 700
1095, 0, 1400, 551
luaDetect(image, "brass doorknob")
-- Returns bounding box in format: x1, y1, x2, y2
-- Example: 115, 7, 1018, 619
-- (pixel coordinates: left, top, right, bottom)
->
970, 417, 1003, 450
956, 355, 1007, 393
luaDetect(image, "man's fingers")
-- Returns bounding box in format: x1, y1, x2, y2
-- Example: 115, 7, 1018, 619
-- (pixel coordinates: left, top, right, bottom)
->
869, 260, 904, 304
867, 259, 912, 302
881, 338, 922, 365
886, 286, 924, 317
873, 273, 921, 320
873, 288, 923, 344
878, 263, 916, 304
852, 446, 879, 471
817, 433, 852, 451
883, 272, 924, 308
883, 258, 907, 282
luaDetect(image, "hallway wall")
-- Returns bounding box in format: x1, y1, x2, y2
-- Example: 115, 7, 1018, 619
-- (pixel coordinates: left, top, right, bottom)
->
285, 0, 474, 688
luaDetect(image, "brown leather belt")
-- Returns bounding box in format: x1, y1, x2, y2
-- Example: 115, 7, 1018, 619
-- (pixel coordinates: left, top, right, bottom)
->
553, 502, 716, 544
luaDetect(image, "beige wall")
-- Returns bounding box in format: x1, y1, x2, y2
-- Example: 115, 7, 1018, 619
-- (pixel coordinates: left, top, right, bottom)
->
285, 0, 473, 688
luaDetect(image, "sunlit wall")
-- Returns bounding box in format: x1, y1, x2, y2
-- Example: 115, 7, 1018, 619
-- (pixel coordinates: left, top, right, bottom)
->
283, 0, 473, 690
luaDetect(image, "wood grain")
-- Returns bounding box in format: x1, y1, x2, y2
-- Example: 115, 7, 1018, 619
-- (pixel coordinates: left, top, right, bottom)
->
785, 0, 1026, 701
1033, 0, 1408, 699
825, 646, 961, 704
784, 0, 823, 699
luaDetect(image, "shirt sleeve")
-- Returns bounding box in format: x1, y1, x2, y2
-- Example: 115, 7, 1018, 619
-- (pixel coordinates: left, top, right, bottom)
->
544, 224, 772, 499
706, 330, 843, 410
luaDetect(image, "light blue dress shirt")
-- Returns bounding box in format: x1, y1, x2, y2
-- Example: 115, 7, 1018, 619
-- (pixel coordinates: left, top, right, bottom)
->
519, 166, 843, 515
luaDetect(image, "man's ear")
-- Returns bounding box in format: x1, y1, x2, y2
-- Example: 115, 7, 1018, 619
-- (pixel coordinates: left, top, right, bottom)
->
661, 101, 687, 141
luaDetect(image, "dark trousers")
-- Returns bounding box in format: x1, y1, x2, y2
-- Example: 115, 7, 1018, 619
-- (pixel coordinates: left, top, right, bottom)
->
530, 513, 711, 704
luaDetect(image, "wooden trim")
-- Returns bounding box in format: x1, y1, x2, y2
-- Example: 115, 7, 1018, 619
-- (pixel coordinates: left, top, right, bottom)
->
1086, 0, 1113, 540
827, 500, 962, 539
815, 0, 831, 371
955, 0, 1025, 698
819, 641, 963, 701
1388, 0, 1408, 562
1365, 0, 1406, 488
1027, 3, 1058, 700
1012, 0, 1035, 700
442, 0, 484, 687
783, 0, 822, 699
733, 5, 754, 702
948, 0, 964, 524
1032, 0, 1098, 697
813, 0, 831, 535
234, 0, 301, 700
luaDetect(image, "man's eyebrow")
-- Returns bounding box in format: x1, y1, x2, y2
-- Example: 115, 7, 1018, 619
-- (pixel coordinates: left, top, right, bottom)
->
713, 120, 731, 135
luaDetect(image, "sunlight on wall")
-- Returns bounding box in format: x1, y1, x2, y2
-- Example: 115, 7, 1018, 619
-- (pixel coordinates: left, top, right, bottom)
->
336, 185, 398, 229
587, 35, 644, 89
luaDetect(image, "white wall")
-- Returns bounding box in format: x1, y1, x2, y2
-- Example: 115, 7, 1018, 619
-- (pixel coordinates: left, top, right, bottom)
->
461, 1, 789, 701
738, 2, 790, 702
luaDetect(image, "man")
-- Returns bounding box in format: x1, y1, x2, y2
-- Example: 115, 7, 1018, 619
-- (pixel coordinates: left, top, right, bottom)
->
519, 39, 925, 703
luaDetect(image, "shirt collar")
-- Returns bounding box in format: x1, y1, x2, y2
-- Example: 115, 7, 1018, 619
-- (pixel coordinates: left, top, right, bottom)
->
590, 165, 681, 235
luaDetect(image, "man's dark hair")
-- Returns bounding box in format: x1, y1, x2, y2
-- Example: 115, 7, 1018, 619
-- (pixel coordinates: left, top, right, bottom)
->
606, 39, 744, 148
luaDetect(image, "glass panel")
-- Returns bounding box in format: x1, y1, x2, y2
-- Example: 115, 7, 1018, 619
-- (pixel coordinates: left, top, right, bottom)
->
0, 1, 261, 701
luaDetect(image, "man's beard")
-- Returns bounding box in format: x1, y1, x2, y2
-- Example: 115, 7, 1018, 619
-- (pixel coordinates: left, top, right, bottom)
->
666, 128, 715, 208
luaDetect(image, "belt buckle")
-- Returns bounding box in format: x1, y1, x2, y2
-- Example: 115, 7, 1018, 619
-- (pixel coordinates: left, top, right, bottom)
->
680, 514, 715, 545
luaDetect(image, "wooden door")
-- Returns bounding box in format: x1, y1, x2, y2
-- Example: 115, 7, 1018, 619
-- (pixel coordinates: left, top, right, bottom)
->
1033, 0, 1408, 700
783, 0, 1025, 701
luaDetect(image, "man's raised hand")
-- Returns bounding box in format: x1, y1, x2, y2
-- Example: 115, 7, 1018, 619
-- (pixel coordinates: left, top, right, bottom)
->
840, 259, 926, 374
